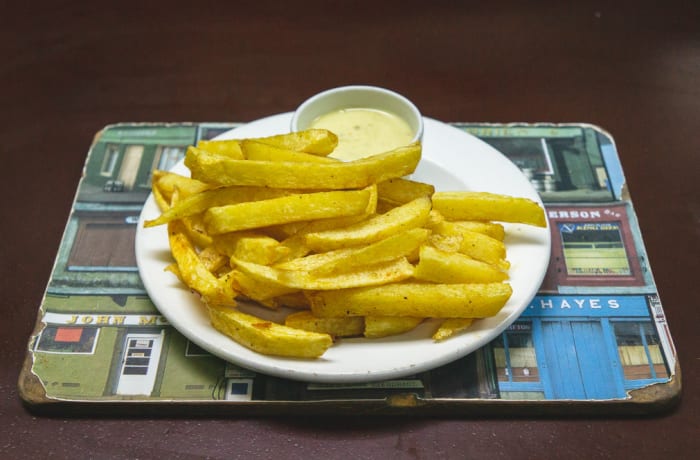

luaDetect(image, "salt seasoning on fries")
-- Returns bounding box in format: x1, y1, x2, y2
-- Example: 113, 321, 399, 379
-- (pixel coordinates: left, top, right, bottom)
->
145, 128, 546, 358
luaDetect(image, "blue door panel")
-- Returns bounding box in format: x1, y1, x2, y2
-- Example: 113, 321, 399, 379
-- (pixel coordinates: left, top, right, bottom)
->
541, 321, 586, 399
571, 322, 625, 399
541, 320, 626, 400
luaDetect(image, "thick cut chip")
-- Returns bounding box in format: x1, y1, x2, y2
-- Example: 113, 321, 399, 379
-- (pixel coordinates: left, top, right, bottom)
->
144, 186, 289, 228
233, 257, 415, 291
377, 178, 435, 206
430, 228, 509, 271
429, 219, 506, 241
208, 307, 332, 358
272, 292, 311, 309
253, 129, 339, 155
274, 248, 355, 272
154, 171, 211, 201
196, 140, 244, 159
180, 215, 213, 249
364, 316, 423, 338
230, 269, 297, 304
432, 191, 547, 227
309, 227, 430, 275
241, 140, 338, 163
285, 311, 365, 337
204, 189, 372, 235
229, 235, 288, 265
167, 221, 236, 307
276, 228, 426, 274
197, 246, 229, 273
414, 245, 508, 283
432, 318, 474, 341
185, 143, 421, 190
305, 196, 432, 251
308, 282, 512, 319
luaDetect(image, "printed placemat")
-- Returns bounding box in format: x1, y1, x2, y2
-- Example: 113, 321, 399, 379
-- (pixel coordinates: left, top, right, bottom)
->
18, 122, 680, 416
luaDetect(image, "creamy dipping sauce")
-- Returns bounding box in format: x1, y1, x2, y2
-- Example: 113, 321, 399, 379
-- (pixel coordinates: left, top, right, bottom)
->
309, 108, 415, 160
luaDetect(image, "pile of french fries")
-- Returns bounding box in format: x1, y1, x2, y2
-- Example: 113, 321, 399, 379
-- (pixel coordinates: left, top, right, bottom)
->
145, 129, 546, 359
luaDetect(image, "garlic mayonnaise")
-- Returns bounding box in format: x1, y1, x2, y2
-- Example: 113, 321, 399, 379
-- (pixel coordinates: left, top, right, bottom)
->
309, 108, 414, 160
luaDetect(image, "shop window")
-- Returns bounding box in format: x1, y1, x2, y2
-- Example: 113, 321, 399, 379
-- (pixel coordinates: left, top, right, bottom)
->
185, 340, 211, 357
68, 217, 138, 270
481, 138, 554, 175
100, 144, 120, 177
493, 322, 540, 383
155, 145, 186, 172
559, 222, 631, 276
613, 321, 669, 382
492, 322, 545, 399
35, 326, 98, 354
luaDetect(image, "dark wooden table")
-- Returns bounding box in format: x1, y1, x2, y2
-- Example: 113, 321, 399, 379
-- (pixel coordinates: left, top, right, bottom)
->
3, 1, 698, 458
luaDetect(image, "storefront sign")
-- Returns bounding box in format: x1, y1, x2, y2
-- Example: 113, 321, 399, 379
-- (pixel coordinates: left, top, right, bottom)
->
43, 312, 169, 326
523, 295, 649, 318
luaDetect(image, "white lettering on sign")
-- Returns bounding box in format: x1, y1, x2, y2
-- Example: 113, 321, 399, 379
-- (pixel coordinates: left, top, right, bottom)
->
547, 210, 603, 219
532, 298, 620, 310
44, 313, 168, 326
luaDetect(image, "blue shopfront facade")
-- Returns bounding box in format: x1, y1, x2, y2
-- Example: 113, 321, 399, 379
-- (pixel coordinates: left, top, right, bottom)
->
492, 294, 671, 400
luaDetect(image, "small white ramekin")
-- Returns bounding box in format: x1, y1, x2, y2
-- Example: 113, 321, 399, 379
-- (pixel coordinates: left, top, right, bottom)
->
290, 85, 424, 144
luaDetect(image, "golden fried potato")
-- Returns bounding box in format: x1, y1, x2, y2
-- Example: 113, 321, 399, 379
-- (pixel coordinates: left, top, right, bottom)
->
432, 191, 546, 227
304, 196, 432, 251
208, 306, 333, 358
432, 318, 474, 341
252, 129, 339, 156
308, 282, 512, 319
185, 143, 421, 190
364, 316, 423, 338
233, 257, 415, 291
241, 140, 338, 163
204, 188, 373, 234
285, 310, 365, 337
196, 139, 244, 159
414, 245, 508, 284
167, 220, 236, 307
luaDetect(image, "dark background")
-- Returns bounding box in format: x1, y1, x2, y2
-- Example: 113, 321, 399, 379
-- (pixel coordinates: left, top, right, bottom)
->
2, 1, 698, 458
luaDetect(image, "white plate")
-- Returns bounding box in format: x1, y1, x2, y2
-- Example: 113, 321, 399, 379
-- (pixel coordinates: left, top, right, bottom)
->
135, 113, 550, 383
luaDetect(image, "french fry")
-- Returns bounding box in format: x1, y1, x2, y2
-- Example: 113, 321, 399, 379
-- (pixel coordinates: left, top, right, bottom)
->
204, 188, 373, 235
233, 257, 415, 291
430, 227, 509, 271
308, 227, 430, 275
285, 310, 365, 337
364, 316, 423, 338
428, 219, 506, 241
241, 140, 338, 163
207, 306, 333, 358
432, 318, 474, 341
230, 269, 298, 304
377, 177, 435, 206
144, 186, 290, 228
151, 176, 170, 212
272, 292, 311, 309
185, 143, 421, 189
153, 171, 211, 201
167, 220, 236, 307
305, 196, 432, 251
196, 139, 244, 159
308, 282, 512, 319
414, 245, 508, 284
252, 129, 339, 155
197, 246, 229, 273
432, 191, 547, 227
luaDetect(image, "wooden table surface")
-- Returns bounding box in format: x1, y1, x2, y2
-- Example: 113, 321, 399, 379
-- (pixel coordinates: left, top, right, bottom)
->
3, 1, 698, 458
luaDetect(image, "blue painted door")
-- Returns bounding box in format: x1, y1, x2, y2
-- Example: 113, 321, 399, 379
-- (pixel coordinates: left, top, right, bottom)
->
541, 320, 625, 399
